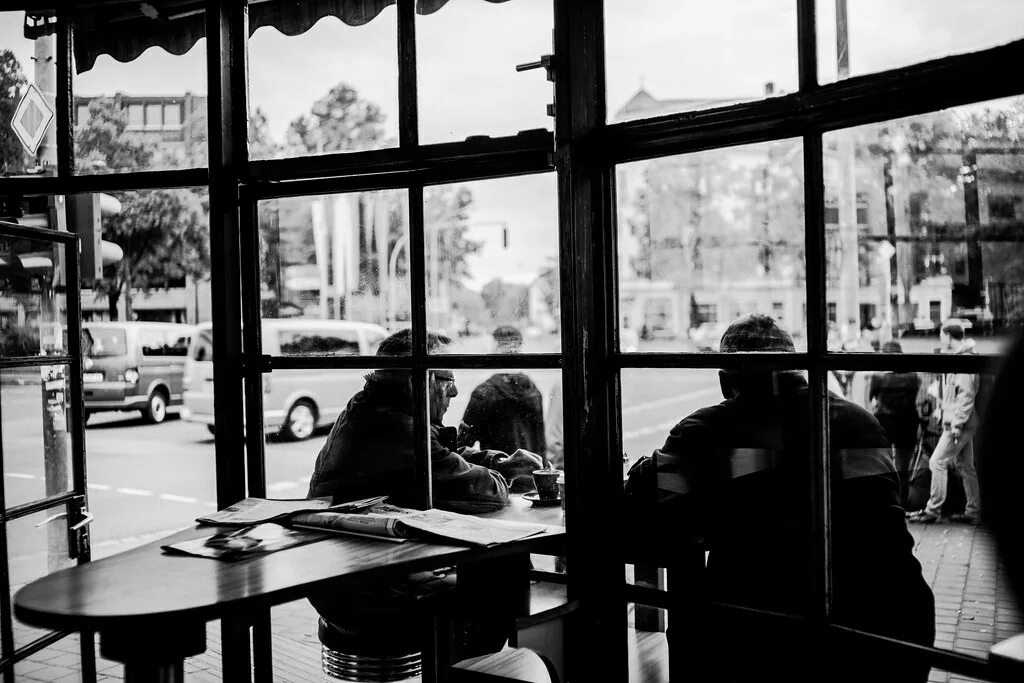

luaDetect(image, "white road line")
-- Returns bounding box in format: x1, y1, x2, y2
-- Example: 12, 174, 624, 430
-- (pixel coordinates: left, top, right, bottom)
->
202, 501, 217, 508
116, 487, 153, 497
266, 481, 298, 492
159, 493, 199, 504
6, 472, 36, 479
620, 387, 719, 416
87, 483, 110, 491
623, 419, 686, 441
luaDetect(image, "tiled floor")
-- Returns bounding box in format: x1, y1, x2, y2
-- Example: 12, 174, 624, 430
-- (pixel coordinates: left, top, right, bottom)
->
10, 522, 1023, 682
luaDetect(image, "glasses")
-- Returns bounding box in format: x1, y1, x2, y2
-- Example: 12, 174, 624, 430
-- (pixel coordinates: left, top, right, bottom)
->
431, 372, 456, 388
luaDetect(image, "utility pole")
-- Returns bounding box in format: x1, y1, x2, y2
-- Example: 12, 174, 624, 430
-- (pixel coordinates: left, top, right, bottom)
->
835, 0, 861, 340
35, 32, 70, 572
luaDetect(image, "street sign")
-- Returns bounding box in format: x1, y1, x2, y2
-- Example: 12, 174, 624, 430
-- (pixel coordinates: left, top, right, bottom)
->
10, 83, 55, 157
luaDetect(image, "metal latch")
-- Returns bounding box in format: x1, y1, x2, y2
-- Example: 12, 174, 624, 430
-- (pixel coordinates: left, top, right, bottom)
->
516, 54, 555, 81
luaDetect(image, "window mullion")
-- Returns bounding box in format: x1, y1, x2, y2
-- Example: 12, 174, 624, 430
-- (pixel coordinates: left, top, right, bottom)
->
398, 0, 419, 149
796, 0, 818, 92
408, 183, 430, 509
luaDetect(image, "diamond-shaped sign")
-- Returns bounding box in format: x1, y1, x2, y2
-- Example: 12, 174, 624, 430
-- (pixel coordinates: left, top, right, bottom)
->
10, 83, 55, 157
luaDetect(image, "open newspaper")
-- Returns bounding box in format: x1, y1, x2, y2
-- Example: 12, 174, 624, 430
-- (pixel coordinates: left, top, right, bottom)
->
162, 523, 324, 561
290, 503, 549, 547
195, 495, 388, 527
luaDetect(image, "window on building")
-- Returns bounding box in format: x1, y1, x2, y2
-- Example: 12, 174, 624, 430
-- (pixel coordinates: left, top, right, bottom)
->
163, 103, 182, 127
127, 103, 144, 126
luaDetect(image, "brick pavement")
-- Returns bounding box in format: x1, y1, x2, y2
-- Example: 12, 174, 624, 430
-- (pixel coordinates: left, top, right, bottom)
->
10, 522, 1023, 682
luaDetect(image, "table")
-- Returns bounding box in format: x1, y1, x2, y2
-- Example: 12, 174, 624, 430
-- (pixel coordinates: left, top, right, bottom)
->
14, 495, 564, 682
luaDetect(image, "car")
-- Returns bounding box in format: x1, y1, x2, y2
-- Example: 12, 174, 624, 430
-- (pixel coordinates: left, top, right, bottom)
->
183, 319, 389, 440
690, 322, 726, 351
942, 317, 973, 330
82, 322, 196, 423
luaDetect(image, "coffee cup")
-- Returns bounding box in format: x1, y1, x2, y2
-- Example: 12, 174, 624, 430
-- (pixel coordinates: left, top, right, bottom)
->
533, 469, 561, 500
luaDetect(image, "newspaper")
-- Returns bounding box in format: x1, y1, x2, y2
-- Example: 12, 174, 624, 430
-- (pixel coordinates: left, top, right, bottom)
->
290, 504, 548, 547
162, 523, 324, 561
195, 496, 387, 527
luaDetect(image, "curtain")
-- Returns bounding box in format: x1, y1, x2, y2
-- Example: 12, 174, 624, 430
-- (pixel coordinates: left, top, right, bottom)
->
25, 0, 510, 74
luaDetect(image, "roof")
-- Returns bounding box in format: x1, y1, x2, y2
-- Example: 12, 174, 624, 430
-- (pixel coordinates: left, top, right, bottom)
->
613, 88, 754, 123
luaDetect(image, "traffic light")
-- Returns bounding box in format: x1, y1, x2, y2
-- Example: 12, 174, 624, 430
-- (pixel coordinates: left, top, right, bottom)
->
67, 194, 103, 282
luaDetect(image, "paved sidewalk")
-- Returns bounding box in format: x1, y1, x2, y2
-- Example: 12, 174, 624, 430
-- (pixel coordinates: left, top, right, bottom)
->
11, 522, 1023, 682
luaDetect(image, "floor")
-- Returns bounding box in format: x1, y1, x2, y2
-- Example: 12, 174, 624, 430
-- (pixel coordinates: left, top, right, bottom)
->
9, 522, 1022, 682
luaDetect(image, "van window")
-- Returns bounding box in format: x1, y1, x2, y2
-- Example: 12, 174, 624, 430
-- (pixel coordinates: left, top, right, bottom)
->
141, 329, 168, 356
279, 329, 360, 356
192, 329, 214, 362
166, 330, 191, 357
83, 327, 127, 357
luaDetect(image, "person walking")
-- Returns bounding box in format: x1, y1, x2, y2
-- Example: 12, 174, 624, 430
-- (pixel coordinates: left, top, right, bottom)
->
869, 341, 921, 509
908, 322, 982, 525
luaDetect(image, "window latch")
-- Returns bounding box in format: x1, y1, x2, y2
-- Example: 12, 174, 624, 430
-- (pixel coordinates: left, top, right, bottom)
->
515, 54, 555, 82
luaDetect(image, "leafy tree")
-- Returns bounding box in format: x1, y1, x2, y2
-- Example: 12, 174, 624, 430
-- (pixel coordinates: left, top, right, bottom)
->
285, 82, 387, 154
0, 50, 28, 175
94, 189, 210, 320
74, 98, 153, 173
481, 278, 529, 324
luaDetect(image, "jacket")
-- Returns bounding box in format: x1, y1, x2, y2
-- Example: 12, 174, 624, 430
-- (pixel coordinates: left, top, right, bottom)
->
457, 372, 546, 456
624, 371, 934, 647
307, 375, 509, 513
940, 340, 980, 431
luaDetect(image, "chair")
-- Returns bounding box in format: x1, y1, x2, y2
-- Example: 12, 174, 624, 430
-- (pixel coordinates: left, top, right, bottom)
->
451, 647, 560, 683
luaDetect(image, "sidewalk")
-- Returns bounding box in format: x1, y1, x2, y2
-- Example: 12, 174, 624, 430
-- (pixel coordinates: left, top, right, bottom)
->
11, 522, 1023, 682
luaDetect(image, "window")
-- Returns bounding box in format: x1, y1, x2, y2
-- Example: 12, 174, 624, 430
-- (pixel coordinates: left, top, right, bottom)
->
127, 104, 144, 127
164, 103, 181, 127
278, 328, 361, 356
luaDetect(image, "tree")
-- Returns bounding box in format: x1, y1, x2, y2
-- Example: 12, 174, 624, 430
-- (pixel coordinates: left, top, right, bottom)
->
74, 98, 153, 173
285, 82, 387, 154
1, 50, 28, 175
93, 189, 210, 320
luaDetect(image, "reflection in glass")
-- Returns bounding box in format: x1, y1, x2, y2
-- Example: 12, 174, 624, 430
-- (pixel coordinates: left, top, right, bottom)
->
616, 140, 805, 352
416, 0, 553, 143
259, 190, 409, 335
1, 11, 59, 177
247, 4, 399, 159
823, 96, 1024, 354
829, 366, 1021, 664
605, 0, 797, 124
70, 5, 207, 173
8, 505, 75, 649
1, 365, 72, 508
818, 0, 1024, 84
0, 230, 66, 357
425, 175, 559, 354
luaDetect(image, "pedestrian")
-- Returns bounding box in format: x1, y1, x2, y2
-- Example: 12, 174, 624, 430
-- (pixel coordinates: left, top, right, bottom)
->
908, 322, 982, 524
456, 326, 546, 489
869, 341, 922, 508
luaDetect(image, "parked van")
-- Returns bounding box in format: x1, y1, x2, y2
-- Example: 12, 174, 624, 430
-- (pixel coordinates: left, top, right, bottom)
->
182, 319, 389, 440
82, 322, 196, 423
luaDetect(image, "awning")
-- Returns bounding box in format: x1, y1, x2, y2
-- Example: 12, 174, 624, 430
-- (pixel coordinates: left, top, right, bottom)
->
25, 0, 510, 74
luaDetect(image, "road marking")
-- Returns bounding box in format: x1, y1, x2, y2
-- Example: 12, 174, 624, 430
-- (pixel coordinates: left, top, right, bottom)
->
621, 387, 719, 416
87, 483, 110, 491
6, 472, 36, 479
267, 481, 298, 492
116, 487, 153, 497
159, 493, 198, 504
623, 419, 687, 441
203, 501, 217, 508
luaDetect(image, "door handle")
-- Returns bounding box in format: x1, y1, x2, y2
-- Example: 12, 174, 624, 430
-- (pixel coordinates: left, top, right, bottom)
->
34, 512, 67, 527
71, 509, 94, 531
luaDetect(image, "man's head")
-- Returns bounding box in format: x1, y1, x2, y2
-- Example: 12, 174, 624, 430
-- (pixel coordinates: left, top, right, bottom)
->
718, 314, 796, 398
940, 321, 966, 351
882, 341, 903, 354
373, 329, 458, 423
493, 325, 523, 354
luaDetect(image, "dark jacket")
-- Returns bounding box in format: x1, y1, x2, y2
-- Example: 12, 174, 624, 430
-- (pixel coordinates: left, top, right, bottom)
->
457, 372, 546, 456
307, 376, 510, 513
869, 371, 922, 448
624, 372, 934, 648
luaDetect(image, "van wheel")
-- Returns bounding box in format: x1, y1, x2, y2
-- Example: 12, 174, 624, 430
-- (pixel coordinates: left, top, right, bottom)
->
142, 390, 169, 424
206, 424, 216, 436
281, 400, 317, 441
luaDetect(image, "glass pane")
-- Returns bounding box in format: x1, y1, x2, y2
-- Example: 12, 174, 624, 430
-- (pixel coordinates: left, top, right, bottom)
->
71, 6, 207, 173
9, 504, 75, 650
417, 0, 553, 144
828, 366, 1022, 664
0, 226, 68, 358
1, 364, 72, 508
626, 614, 669, 682
0, 10, 60, 177
13, 633, 88, 680
605, 0, 797, 124
258, 189, 408, 346
818, 0, 1024, 84
299, 369, 422, 505
616, 140, 806, 352
425, 174, 559, 353
823, 96, 1024, 353
247, 3, 398, 160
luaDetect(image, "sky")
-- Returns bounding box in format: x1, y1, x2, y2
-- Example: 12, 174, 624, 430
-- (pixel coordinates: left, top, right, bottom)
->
3, 1, 1024, 289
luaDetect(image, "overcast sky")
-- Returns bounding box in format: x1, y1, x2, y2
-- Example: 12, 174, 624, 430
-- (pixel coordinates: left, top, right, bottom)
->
3, 0, 1024, 289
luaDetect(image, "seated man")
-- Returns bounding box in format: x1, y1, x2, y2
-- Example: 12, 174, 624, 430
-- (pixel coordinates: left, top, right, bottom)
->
624, 314, 934, 681
308, 328, 541, 512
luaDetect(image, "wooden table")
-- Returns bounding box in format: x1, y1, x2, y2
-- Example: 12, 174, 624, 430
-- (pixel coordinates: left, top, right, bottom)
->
14, 496, 564, 682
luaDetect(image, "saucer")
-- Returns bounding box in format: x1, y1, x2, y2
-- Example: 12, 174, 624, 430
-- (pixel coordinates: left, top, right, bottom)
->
523, 492, 561, 507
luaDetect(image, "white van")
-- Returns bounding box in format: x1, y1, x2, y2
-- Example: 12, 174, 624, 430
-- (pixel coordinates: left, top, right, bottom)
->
182, 319, 388, 440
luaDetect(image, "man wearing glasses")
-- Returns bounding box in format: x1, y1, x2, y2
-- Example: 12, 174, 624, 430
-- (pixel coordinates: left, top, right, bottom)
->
307, 328, 541, 512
